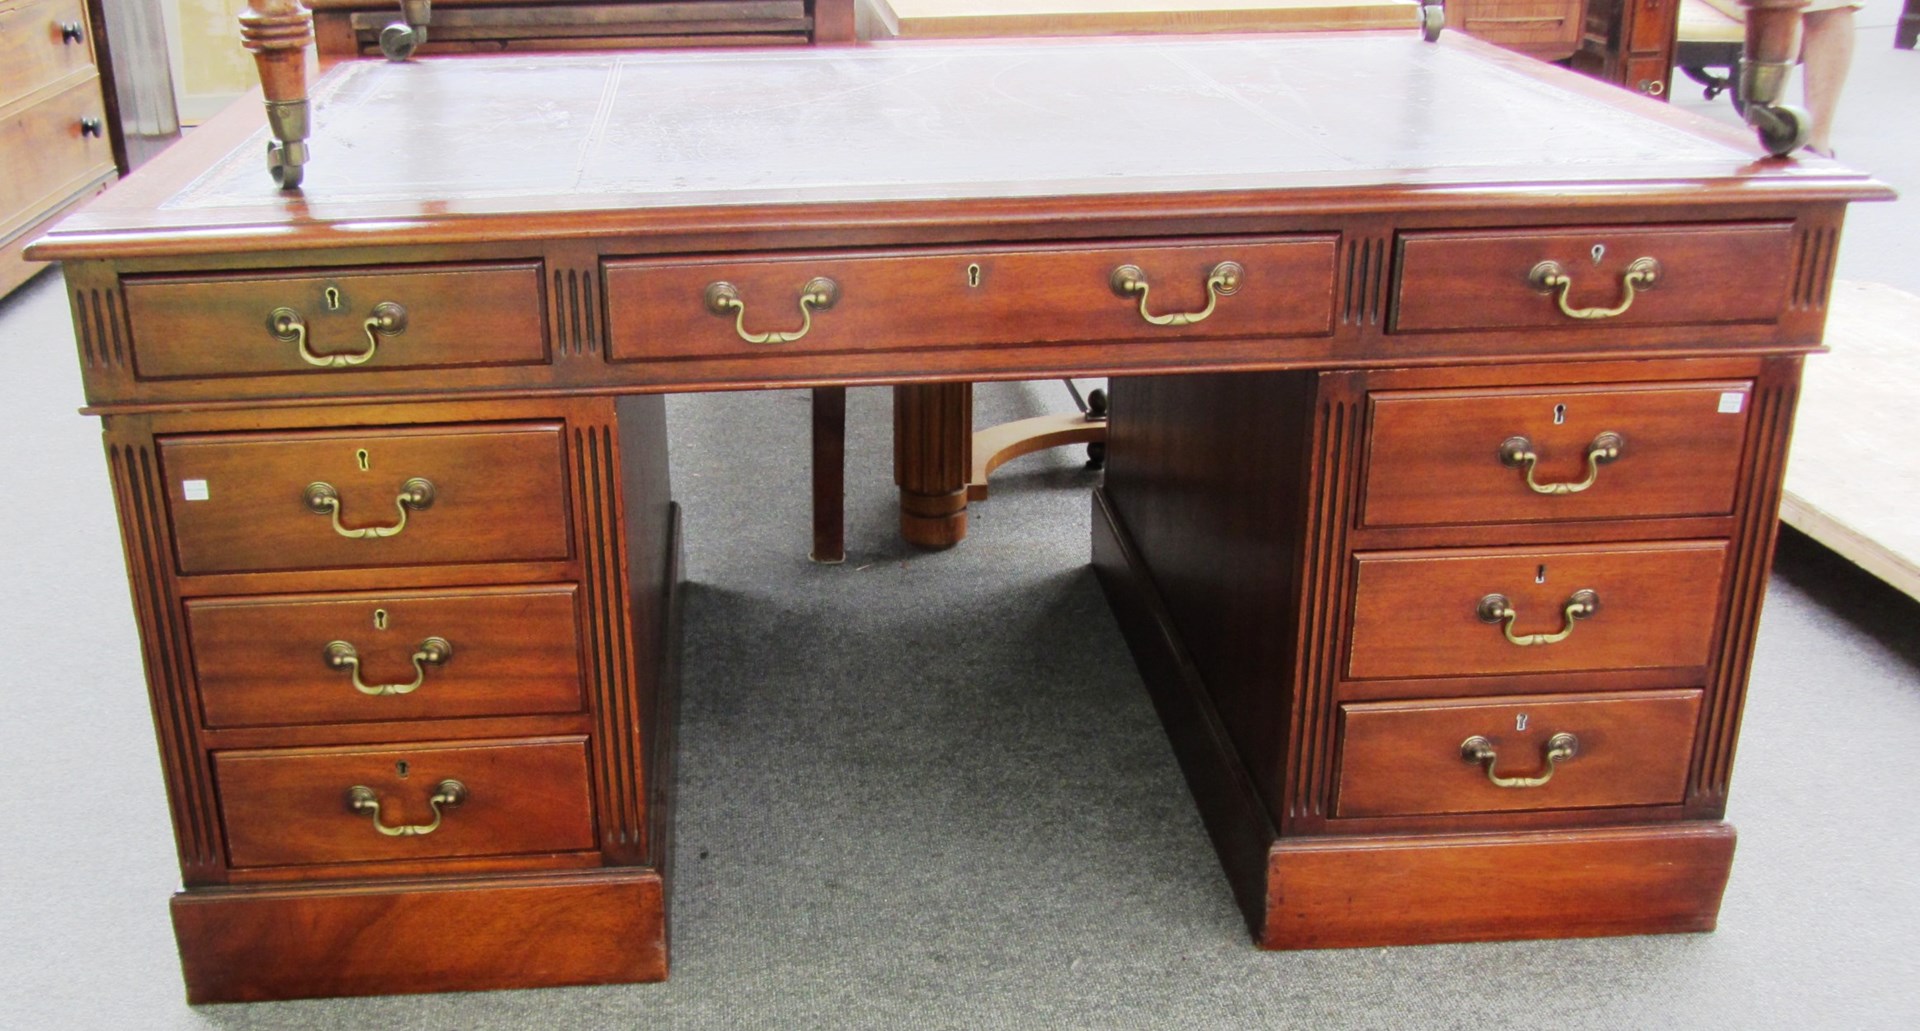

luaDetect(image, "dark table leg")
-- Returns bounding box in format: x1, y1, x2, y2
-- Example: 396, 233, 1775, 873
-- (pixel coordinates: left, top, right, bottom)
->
811, 386, 846, 563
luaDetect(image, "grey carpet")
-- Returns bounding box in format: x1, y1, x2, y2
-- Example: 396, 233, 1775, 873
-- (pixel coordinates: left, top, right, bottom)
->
2, 265, 1917, 1028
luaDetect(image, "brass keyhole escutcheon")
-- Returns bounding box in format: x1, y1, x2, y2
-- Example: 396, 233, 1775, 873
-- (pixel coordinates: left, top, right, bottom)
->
373, 608, 389, 630
324, 285, 343, 311
967, 263, 983, 288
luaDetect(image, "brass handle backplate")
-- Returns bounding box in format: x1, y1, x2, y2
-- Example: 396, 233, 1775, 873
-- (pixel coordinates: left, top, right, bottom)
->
267, 301, 408, 367
1528, 257, 1660, 319
1477, 588, 1599, 646
704, 277, 838, 344
325, 636, 452, 695
1461, 732, 1579, 788
304, 477, 435, 538
346, 779, 466, 836
1499, 431, 1625, 495
1109, 261, 1243, 326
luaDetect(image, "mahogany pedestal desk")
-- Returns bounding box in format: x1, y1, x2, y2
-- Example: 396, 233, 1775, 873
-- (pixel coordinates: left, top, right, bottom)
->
29, 32, 1888, 1003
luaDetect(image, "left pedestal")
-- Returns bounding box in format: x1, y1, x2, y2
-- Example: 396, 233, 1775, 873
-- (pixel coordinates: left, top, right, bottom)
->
97, 393, 681, 1002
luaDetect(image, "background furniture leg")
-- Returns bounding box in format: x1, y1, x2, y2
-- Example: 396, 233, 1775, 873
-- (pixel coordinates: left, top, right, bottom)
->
893, 382, 971, 549
812, 386, 846, 563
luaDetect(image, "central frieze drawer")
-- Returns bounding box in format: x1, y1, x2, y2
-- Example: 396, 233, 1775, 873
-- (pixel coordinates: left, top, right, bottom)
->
214, 737, 597, 868
187, 585, 585, 729
159, 423, 572, 575
1361, 380, 1754, 527
1391, 223, 1796, 332
122, 262, 548, 380
1334, 690, 1702, 818
1347, 541, 1728, 680
602, 236, 1337, 361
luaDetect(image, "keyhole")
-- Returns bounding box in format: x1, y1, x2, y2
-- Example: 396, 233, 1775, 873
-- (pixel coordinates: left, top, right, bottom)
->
1516, 713, 1530, 732
373, 608, 389, 631
324, 285, 343, 311
966, 263, 982, 288
1590, 244, 1605, 266
356, 448, 370, 471
1553, 403, 1567, 425
395, 760, 410, 778
1536, 565, 1547, 584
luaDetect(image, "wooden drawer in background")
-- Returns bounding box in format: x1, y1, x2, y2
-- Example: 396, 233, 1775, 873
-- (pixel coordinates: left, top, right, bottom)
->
0, 0, 97, 105
188, 585, 585, 729
1347, 541, 1728, 681
603, 236, 1336, 362
1361, 380, 1753, 528
122, 262, 549, 380
1391, 223, 1795, 332
0, 75, 114, 239
1334, 689, 1702, 817
215, 737, 598, 868
159, 423, 572, 575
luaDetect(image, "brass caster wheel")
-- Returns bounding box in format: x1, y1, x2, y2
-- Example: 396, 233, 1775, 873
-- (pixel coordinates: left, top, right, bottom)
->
380, 23, 421, 62
1747, 103, 1810, 158
266, 140, 303, 190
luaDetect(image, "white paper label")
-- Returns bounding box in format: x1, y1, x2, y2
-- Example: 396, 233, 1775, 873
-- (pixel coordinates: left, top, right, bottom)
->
182, 479, 209, 501
1718, 392, 1746, 414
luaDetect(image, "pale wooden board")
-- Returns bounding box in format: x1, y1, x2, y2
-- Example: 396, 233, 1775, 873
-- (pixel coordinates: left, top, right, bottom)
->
860, 0, 1420, 38
1677, 0, 1744, 42
1782, 280, 1920, 600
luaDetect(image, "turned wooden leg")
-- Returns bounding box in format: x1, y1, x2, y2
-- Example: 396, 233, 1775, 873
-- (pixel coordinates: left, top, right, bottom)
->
893, 383, 971, 549
239, 0, 313, 188
811, 387, 846, 564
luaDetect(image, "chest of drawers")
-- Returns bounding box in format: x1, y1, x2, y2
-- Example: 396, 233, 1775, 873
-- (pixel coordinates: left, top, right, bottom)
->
1, 0, 116, 297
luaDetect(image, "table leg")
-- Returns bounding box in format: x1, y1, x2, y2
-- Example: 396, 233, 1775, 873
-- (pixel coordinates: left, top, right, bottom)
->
811, 386, 846, 563
893, 382, 971, 549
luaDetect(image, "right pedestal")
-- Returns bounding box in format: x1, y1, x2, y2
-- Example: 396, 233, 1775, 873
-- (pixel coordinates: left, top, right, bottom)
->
1095, 358, 1799, 946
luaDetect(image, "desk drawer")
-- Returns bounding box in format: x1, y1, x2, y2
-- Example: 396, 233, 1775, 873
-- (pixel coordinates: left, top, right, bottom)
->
0, 75, 114, 237
187, 585, 584, 729
1361, 380, 1753, 528
122, 262, 548, 381
159, 423, 572, 575
0, 0, 97, 106
602, 236, 1336, 361
1333, 690, 1701, 818
215, 737, 597, 868
1391, 223, 1795, 333
1347, 541, 1727, 681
